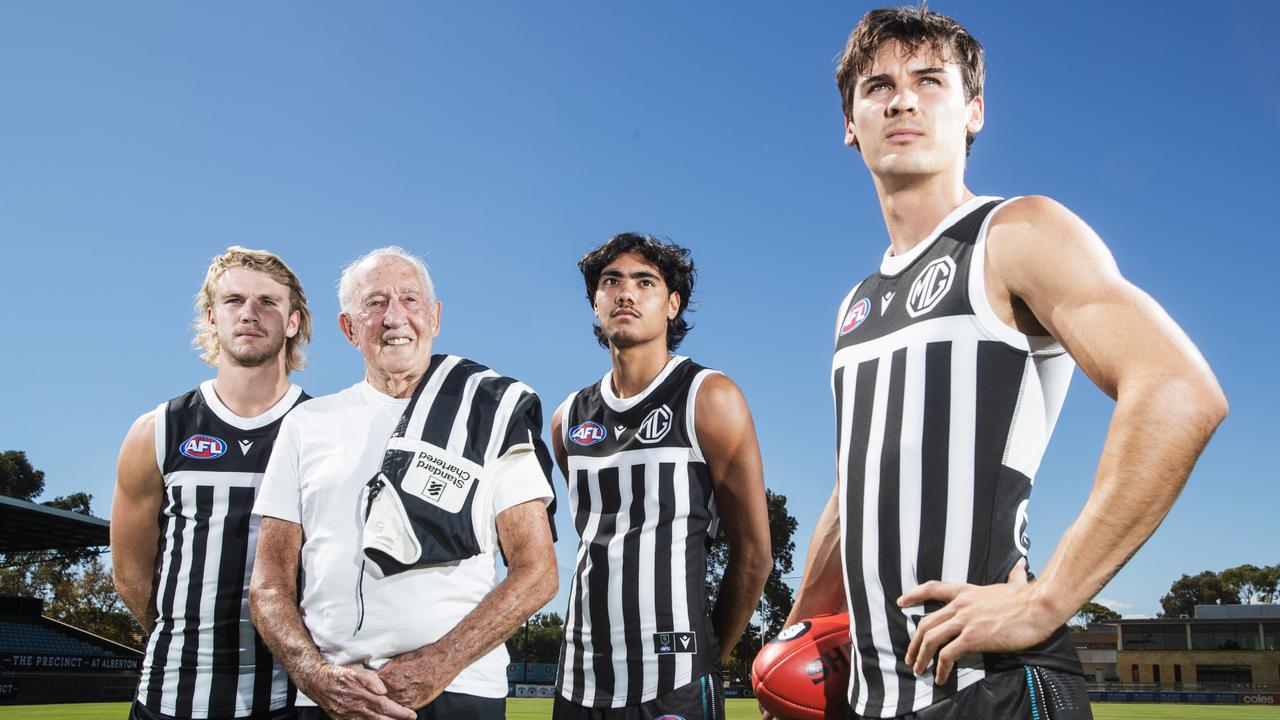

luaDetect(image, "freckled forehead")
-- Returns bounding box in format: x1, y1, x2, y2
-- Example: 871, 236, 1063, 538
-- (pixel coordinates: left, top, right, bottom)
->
355, 256, 425, 294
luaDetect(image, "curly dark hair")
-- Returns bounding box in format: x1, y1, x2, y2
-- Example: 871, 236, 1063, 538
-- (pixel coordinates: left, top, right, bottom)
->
579, 233, 696, 351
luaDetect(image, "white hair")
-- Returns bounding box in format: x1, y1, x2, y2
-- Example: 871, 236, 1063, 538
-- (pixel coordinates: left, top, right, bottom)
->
338, 246, 436, 314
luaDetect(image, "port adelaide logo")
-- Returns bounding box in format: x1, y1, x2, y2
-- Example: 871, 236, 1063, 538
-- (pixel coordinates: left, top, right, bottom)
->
636, 404, 673, 444
568, 421, 606, 446
907, 256, 956, 318
839, 298, 871, 336
179, 434, 226, 460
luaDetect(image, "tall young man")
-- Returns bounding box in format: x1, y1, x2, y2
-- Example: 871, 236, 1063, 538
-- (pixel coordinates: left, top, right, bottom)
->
112, 247, 312, 720
780, 9, 1227, 720
553, 233, 772, 720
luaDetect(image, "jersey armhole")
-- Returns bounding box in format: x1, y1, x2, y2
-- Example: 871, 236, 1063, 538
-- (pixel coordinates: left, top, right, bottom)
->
834, 284, 862, 345
686, 369, 722, 465
968, 197, 1068, 356
554, 392, 578, 449
153, 401, 168, 482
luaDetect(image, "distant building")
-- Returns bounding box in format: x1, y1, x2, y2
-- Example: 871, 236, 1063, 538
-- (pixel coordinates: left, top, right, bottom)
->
1073, 623, 1120, 683
1112, 605, 1280, 688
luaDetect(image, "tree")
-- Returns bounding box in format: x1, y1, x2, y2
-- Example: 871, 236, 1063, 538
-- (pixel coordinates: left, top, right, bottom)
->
705, 489, 799, 684
1158, 570, 1241, 618
0, 449, 45, 501
505, 612, 565, 664
1071, 601, 1120, 629
1219, 564, 1278, 604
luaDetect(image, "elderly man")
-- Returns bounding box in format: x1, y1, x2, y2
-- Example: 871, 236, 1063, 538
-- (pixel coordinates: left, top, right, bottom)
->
249, 246, 558, 720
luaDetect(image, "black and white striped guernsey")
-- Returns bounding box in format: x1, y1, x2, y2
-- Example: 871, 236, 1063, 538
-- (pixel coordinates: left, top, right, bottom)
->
831, 197, 1083, 718
556, 356, 721, 708
139, 381, 306, 718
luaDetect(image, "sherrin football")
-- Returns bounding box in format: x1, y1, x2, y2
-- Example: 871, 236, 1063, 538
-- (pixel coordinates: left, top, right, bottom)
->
751, 613, 853, 720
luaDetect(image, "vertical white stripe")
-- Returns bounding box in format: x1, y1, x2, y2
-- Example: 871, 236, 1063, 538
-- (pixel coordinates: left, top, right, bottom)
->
669, 462, 693, 688
153, 402, 168, 477
404, 355, 462, 440
606, 468, 631, 706
577, 467, 603, 702
160, 492, 198, 708
445, 369, 499, 457
941, 337, 977, 585
898, 345, 926, 597
636, 462, 659, 701
190, 487, 229, 713
138, 488, 177, 703
237, 499, 261, 708
559, 461, 589, 702
835, 371, 865, 713
860, 355, 899, 714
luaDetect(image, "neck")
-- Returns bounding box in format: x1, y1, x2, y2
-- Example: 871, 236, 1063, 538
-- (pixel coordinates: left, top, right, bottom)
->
608, 341, 673, 399
873, 167, 974, 257
212, 359, 292, 418
366, 367, 427, 399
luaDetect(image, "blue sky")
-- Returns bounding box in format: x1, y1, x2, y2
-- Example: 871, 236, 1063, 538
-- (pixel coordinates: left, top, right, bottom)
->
1, 2, 1275, 623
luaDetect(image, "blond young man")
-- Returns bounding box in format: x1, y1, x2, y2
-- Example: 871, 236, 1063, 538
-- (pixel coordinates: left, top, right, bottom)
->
777, 8, 1227, 720
112, 247, 312, 720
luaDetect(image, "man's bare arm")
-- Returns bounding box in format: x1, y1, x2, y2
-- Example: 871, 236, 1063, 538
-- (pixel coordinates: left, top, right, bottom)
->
782, 484, 847, 626
111, 411, 163, 634
902, 196, 1228, 683
697, 374, 772, 663
376, 497, 557, 708
248, 517, 415, 720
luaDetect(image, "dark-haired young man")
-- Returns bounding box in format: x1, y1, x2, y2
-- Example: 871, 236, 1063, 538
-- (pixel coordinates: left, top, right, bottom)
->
779, 7, 1227, 720
552, 233, 772, 720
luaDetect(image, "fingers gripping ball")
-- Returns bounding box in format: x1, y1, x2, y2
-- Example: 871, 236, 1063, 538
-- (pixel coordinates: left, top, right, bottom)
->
751, 613, 853, 720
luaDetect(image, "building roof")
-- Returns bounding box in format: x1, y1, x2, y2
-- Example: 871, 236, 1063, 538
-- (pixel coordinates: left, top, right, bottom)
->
0, 495, 110, 552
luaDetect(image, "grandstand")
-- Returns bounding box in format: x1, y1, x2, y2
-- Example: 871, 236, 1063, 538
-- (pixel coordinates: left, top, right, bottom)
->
0, 496, 141, 705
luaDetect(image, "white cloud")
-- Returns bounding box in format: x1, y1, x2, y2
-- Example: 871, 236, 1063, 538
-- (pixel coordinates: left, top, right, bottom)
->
1121, 614, 1150, 620
1095, 597, 1134, 610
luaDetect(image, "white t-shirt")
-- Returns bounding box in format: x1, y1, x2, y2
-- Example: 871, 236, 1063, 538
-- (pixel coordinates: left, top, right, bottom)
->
253, 380, 552, 700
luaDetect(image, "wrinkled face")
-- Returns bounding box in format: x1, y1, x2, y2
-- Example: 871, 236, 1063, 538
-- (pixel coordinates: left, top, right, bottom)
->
207, 267, 299, 368
845, 41, 983, 179
340, 255, 441, 378
593, 251, 679, 350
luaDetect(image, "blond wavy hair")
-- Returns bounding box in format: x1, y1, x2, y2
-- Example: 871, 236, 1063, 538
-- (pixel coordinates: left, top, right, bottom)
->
193, 246, 312, 373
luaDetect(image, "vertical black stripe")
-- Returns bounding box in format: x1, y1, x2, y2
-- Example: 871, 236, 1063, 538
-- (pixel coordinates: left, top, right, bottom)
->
654, 461, 676, 695
968, 343, 1026, 585
831, 366, 851, 705
567, 468, 591, 704
877, 349, 918, 715
588, 466, 621, 704
421, 359, 485, 447
145, 486, 185, 711
174, 485, 214, 717
252, 633, 274, 711
463, 378, 517, 463
621, 464, 645, 704
843, 359, 884, 716
918, 342, 955, 705
686, 462, 716, 663
208, 487, 255, 715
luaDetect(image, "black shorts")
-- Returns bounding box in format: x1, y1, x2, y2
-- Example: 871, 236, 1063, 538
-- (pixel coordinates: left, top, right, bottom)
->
553, 673, 725, 720
855, 666, 1092, 720
295, 691, 504, 720
128, 701, 296, 720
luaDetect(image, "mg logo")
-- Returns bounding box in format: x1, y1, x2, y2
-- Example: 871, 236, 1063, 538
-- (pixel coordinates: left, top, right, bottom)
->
1013, 498, 1030, 555
636, 405, 673, 444
906, 256, 956, 318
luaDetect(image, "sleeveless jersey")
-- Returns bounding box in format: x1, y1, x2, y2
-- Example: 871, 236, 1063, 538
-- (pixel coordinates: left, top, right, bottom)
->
831, 197, 1082, 717
139, 381, 306, 718
556, 356, 721, 708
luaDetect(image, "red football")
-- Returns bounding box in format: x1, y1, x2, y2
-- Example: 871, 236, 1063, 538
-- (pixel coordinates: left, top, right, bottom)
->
751, 613, 853, 720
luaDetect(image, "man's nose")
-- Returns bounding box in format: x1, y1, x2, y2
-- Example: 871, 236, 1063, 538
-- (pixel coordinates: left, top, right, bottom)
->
888, 87, 918, 116
383, 297, 407, 326
239, 300, 261, 322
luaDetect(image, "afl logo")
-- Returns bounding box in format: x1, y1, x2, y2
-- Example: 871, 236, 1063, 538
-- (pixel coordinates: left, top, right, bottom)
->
179, 434, 226, 460
568, 421, 606, 446
839, 298, 871, 335
772, 620, 811, 643
906, 256, 956, 318
636, 404, 673, 444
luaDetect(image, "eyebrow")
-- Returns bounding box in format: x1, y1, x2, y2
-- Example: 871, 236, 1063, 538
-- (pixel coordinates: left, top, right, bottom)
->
601, 269, 661, 279
860, 67, 946, 89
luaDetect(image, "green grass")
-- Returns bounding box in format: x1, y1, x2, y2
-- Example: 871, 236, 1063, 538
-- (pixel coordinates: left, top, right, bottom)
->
1, 699, 1278, 719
